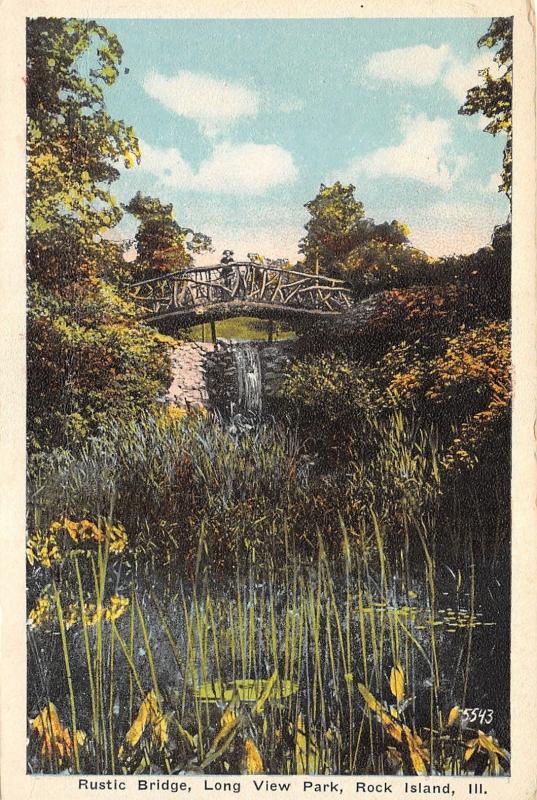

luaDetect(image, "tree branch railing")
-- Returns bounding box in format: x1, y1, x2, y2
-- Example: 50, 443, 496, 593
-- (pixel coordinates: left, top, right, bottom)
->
127, 262, 353, 317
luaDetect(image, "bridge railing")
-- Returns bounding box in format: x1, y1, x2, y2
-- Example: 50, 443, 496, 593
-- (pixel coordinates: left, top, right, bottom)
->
127, 262, 353, 317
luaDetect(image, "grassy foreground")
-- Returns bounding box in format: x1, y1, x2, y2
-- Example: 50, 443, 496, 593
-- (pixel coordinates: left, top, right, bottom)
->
26, 411, 510, 776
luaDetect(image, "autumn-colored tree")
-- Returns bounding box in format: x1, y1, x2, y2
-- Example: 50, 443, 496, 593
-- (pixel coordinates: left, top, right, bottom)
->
299, 182, 412, 278
299, 182, 365, 274
459, 17, 513, 202
124, 192, 212, 280
27, 19, 170, 449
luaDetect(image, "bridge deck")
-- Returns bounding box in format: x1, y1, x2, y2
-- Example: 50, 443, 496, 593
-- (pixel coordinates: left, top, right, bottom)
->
128, 262, 353, 328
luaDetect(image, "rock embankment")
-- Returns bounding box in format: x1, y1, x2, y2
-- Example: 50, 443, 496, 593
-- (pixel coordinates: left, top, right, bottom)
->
166, 342, 214, 408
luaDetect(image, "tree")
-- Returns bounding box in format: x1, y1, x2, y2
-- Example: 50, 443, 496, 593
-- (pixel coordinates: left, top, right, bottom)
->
124, 192, 212, 280
459, 17, 513, 202
27, 17, 141, 287
299, 182, 366, 274
299, 182, 411, 277
27, 18, 170, 449
299, 182, 414, 282
337, 233, 427, 297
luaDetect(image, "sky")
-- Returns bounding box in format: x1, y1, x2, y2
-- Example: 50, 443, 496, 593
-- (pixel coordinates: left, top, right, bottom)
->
97, 18, 510, 264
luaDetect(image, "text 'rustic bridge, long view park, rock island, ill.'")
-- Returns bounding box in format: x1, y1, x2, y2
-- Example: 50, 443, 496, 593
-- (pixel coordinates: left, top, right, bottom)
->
127, 260, 354, 332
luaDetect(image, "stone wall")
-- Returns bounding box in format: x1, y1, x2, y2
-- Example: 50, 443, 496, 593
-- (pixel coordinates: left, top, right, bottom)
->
258, 342, 295, 399
166, 342, 214, 408
166, 339, 296, 410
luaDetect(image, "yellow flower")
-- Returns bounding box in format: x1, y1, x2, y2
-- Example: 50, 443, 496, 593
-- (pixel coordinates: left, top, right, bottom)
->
242, 738, 264, 774
28, 594, 54, 629
31, 702, 85, 766
167, 404, 188, 421
64, 603, 79, 630
105, 594, 129, 621
82, 602, 104, 626
106, 522, 128, 554
63, 518, 80, 541
27, 532, 62, 567
54, 517, 104, 544
76, 519, 105, 543
48, 517, 127, 554
118, 690, 168, 761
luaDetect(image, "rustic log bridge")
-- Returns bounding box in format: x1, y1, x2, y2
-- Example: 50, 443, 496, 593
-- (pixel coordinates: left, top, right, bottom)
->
127, 262, 354, 330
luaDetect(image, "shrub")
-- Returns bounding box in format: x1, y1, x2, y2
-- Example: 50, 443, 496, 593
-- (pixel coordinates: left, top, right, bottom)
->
28, 280, 172, 449
279, 320, 510, 473
277, 352, 382, 434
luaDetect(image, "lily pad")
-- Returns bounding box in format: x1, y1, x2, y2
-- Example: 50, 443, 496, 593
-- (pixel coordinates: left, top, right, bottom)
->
193, 678, 298, 704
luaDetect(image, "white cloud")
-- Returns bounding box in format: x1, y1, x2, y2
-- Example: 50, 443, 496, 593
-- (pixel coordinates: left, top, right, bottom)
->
194, 224, 301, 266
335, 114, 467, 190
484, 171, 502, 193
143, 70, 259, 135
366, 43, 451, 86
139, 140, 194, 186
364, 43, 499, 103
138, 139, 298, 195
443, 52, 500, 102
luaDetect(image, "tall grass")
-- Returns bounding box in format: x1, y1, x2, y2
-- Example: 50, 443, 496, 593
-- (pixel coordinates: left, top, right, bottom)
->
26, 410, 510, 776
28, 527, 505, 775
28, 410, 446, 568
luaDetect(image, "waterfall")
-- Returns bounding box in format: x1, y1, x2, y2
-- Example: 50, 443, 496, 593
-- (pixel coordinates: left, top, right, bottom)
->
233, 343, 263, 414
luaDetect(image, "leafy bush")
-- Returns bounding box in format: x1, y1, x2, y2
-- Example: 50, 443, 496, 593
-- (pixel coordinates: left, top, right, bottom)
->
28, 280, 171, 449
26, 18, 175, 451
279, 320, 510, 473
336, 223, 510, 318
426, 321, 510, 470
337, 240, 430, 297
277, 352, 381, 430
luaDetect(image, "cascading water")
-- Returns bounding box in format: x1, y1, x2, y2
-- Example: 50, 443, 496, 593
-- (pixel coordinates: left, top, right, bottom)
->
233, 343, 263, 414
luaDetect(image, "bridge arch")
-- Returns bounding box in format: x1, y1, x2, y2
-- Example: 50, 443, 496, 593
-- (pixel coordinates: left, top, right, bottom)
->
128, 262, 353, 330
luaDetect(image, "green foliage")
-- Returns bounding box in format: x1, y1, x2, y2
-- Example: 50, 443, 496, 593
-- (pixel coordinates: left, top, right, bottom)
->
277, 352, 381, 428
299, 182, 365, 273
425, 320, 510, 470
439, 222, 511, 318
299, 182, 412, 278
26, 19, 171, 449
27, 17, 141, 286
344, 411, 441, 526
337, 239, 429, 296
322, 223, 510, 326
29, 523, 502, 775
279, 319, 510, 473
28, 407, 455, 581
124, 192, 212, 280
459, 17, 512, 201
363, 285, 481, 348
27, 280, 171, 450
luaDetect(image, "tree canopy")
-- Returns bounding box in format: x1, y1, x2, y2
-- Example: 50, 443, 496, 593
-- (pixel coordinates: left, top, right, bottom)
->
299, 182, 365, 273
27, 18, 170, 449
27, 17, 141, 287
299, 182, 412, 280
124, 192, 212, 280
459, 17, 513, 202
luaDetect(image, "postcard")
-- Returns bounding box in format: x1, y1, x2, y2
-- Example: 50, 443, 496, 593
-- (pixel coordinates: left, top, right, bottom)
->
1, 1, 536, 799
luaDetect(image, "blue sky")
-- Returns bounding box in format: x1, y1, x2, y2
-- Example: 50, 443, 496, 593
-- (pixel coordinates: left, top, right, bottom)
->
98, 18, 510, 262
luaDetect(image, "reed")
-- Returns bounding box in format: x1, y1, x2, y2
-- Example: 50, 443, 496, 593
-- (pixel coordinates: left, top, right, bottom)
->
26, 410, 510, 776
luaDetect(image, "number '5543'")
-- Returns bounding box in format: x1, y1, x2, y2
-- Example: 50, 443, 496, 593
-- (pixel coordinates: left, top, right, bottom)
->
462, 708, 494, 724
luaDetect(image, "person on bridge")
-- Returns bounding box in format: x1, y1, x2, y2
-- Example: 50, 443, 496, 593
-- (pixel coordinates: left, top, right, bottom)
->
220, 250, 235, 276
